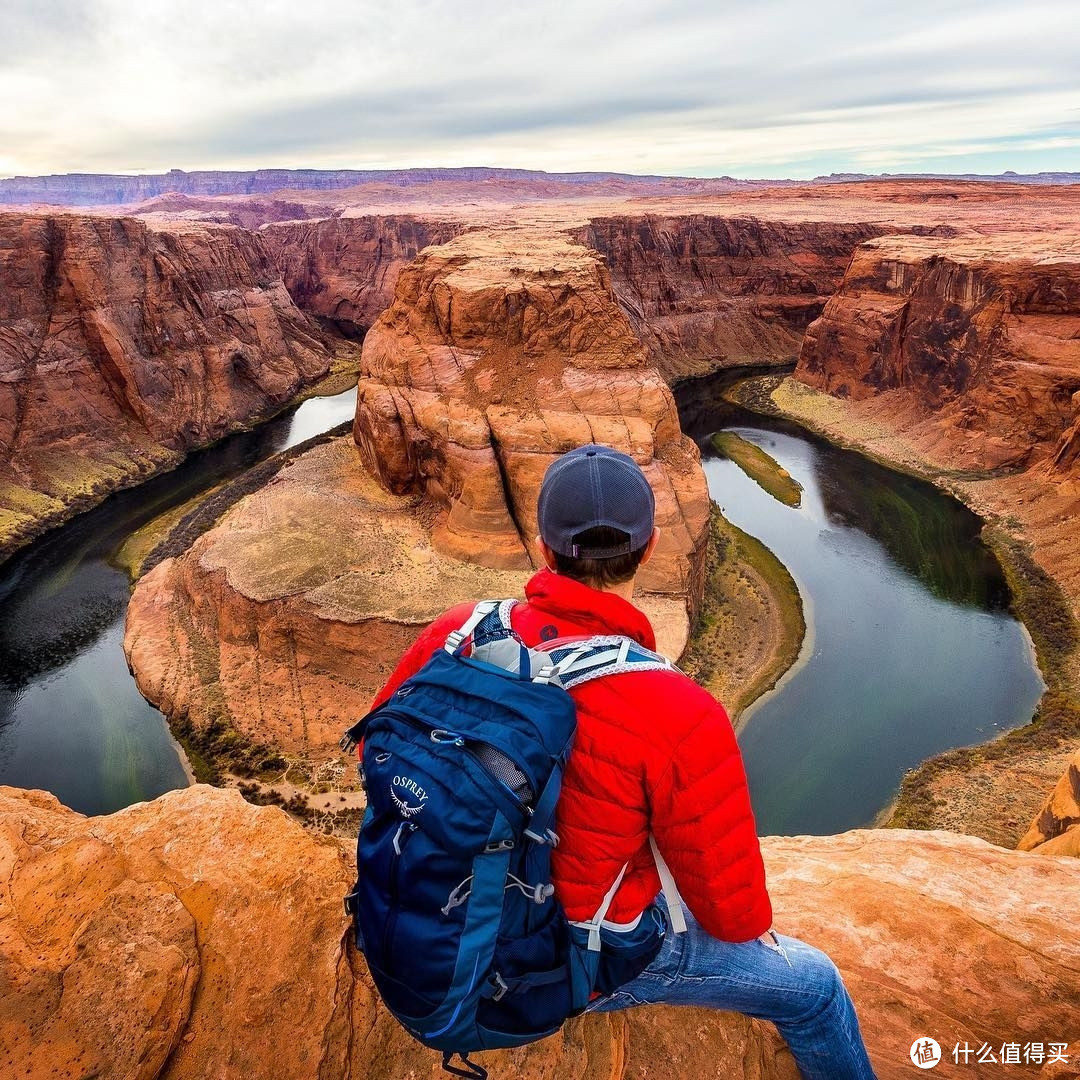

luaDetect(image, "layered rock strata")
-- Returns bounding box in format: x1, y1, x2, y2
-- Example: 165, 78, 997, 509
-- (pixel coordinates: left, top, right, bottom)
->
127, 229, 708, 783
0, 212, 330, 559
354, 228, 709, 601
262, 214, 464, 336
3, 783, 1079, 1080
797, 234, 1080, 473
579, 216, 897, 380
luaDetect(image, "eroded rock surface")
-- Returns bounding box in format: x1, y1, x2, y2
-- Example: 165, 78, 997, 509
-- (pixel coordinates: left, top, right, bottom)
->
580, 215, 895, 380
1020, 747, 1080, 856
0, 212, 330, 558
797, 234, 1080, 473
2, 784, 1078, 1080
354, 228, 709, 604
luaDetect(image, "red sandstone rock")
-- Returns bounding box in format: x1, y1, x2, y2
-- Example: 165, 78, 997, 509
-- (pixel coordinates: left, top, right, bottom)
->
0, 212, 331, 558
797, 234, 1080, 473
579, 215, 897, 380
262, 214, 464, 335
1019, 747, 1080, 856
2, 784, 1078, 1080
353, 227, 709, 608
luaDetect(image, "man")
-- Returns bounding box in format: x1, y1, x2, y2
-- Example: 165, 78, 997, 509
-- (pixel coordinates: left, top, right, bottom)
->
370, 444, 876, 1080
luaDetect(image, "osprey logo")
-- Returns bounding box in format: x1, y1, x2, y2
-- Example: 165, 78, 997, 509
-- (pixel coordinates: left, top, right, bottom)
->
390, 774, 428, 817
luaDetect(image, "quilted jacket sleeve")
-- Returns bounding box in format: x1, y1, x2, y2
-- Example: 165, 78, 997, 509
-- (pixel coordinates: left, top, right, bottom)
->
648, 679, 772, 942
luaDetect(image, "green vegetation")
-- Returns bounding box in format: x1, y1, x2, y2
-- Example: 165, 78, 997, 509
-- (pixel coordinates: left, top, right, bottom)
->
684, 504, 806, 715
711, 431, 802, 508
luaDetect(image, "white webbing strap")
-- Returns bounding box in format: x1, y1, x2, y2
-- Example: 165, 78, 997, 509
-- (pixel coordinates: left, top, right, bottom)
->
649, 834, 687, 935
573, 861, 630, 952
444, 600, 499, 654
572, 835, 687, 952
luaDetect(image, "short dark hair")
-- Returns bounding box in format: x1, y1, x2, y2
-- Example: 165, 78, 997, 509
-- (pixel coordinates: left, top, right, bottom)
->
551, 526, 650, 589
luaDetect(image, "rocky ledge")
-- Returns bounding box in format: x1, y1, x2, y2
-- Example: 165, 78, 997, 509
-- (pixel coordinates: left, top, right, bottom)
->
0, 212, 331, 560
2, 783, 1077, 1080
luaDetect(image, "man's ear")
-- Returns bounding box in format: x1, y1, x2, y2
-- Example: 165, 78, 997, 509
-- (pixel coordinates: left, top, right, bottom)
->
535, 534, 557, 571
640, 527, 661, 566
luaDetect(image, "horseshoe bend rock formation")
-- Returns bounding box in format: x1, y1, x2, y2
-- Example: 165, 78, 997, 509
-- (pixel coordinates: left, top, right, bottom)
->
0, 211, 330, 559
354, 228, 709, 597
3, 784, 1079, 1080
126, 229, 709, 774
796, 233, 1080, 474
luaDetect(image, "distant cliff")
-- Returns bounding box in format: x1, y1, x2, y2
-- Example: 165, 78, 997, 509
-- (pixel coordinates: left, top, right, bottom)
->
261, 215, 464, 336
0, 167, 757, 207
578, 216, 902, 380
0, 212, 330, 559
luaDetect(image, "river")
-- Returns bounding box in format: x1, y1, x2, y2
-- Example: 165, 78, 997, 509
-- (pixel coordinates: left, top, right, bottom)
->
0, 388, 358, 816
0, 376, 1046, 835
676, 374, 1045, 834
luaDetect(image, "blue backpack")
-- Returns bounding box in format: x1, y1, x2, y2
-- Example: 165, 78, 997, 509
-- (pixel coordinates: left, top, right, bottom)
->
340, 599, 687, 1079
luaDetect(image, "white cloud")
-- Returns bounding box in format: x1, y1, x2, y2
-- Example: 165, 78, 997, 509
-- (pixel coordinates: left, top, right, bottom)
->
1, 0, 1078, 177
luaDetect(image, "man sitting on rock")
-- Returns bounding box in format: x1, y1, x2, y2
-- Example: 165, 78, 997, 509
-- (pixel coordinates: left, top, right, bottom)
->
370, 443, 876, 1080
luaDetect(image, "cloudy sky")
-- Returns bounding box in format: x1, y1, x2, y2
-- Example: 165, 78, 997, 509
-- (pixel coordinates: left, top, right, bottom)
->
4, 0, 1079, 179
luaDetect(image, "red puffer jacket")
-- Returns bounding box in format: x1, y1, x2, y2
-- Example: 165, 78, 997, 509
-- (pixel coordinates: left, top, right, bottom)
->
369, 568, 773, 943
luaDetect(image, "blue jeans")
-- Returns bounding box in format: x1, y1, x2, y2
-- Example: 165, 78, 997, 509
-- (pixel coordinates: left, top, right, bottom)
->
584, 900, 877, 1080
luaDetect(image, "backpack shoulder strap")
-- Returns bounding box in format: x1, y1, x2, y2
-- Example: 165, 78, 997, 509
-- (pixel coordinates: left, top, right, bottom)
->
543, 635, 674, 689
443, 599, 513, 654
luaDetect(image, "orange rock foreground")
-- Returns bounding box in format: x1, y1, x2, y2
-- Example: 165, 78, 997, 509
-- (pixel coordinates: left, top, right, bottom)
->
1, 784, 1077, 1080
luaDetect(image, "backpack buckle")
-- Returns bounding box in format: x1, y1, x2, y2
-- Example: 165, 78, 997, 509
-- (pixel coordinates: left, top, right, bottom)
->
487, 972, 509, 1002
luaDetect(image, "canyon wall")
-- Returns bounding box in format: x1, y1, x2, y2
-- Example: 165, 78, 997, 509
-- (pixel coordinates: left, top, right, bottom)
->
0, 212, 331, 559
261, 215, 464, 336
3, 783, 1078, 1080
797, 234, 1080, 473
578, 216, 897, 380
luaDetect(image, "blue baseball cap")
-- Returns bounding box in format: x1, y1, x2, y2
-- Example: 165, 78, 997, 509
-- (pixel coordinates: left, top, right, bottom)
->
537, 444, 655, 558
